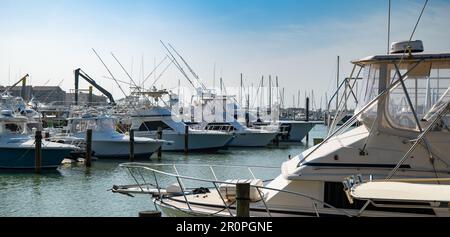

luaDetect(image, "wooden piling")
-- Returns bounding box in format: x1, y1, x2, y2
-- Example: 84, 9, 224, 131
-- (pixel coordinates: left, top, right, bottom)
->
88, 86, 93, 106
129, 129, 135, 162
86, 129, 92, 168
139, 210, 162, 217
236, 182, 250, 217
305, 97, 310, 143
157, 127, 162, 159
184, 125, 189, 155
274, 134, 280, 146
35, 131, 42, 174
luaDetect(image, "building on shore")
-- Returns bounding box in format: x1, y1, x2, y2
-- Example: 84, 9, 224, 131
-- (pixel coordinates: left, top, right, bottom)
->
0, 85, 107, 105
65, 92, 107, 106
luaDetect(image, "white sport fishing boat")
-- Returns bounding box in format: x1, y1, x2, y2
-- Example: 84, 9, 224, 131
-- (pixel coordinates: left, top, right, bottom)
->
114, 40, 450, 217
199, 120, 278, 147
190, 94, 278, 147
54, 113, 165, 159
131, 107, 234, 151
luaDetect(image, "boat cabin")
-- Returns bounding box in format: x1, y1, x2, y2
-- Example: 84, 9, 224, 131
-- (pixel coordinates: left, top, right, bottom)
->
68, 115, 116, 135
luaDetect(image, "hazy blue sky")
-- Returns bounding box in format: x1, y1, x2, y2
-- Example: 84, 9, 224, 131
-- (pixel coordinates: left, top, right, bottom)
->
1, 0, 450, 107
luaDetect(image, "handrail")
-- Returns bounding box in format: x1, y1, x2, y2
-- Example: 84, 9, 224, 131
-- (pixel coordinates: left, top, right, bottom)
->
120, 162, 280, 170
120, 162, 353, 217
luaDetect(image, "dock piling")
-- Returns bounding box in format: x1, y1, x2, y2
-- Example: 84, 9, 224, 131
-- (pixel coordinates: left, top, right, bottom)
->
236, 182, 250, 217
139, 211, 162, 217
305, 97, 310, 144
129, 129, 135, 162
86, 129, 92, 168
157, 127, 162, 159
184, 125, 189, 155
35, 130, 42, 174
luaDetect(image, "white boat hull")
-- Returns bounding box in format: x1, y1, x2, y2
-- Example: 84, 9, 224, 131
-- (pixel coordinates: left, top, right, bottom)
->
278, 121, 317, 142
228, 132, 277, 147
135, 131, 233, 151
92, 138, 162, 159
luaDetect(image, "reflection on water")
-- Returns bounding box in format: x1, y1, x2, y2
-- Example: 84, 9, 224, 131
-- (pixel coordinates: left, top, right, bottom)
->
0, 125, 327, 217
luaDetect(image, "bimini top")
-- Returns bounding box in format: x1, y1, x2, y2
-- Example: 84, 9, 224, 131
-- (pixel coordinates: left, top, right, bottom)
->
352, 53, 450, 66
351, 181, 450, 203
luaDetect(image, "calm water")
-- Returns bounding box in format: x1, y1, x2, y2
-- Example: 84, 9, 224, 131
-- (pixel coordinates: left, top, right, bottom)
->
0, 125, 327, 217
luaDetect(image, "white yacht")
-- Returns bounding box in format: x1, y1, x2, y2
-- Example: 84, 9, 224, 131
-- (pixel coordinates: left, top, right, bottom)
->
131, 107, 234, 151
199, 120, 278, 147
253, 120, 319, 143
116, 40, 450, 217
54, 113, 165, 159
189, 95, 278, 147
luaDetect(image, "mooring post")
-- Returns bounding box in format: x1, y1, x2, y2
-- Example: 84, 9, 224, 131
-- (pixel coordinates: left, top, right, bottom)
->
35, 130, 42, 174
236, 182, 250, 217
305, 97, 310, 144
157, 127, 162, 159
184, 125, 189, 155
129, 129, 135, 162
86, 129, 92, 168
88, 86, 93, 106
139, 210, 162, 217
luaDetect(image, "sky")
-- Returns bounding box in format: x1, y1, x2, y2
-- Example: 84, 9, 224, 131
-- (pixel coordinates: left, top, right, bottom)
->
1, 0, 450, 108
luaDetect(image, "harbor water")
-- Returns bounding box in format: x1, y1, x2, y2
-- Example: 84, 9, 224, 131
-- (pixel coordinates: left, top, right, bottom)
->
0, 125, 327, 217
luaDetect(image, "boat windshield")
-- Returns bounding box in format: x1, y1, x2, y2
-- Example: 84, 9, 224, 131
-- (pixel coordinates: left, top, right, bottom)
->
356, 64, 380, 124
356, 60, 450, 131
386, 62, 450, 131
70, 118, 115, 133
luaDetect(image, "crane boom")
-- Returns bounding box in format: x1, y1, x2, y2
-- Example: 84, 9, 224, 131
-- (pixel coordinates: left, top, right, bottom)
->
1, 74, 29, 99
74, 68, 115, 105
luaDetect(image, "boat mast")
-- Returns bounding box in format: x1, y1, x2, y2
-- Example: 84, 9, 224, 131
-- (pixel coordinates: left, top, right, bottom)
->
336, 55, 340, 114
268, 75, 272, 115
387, 0, 391, 54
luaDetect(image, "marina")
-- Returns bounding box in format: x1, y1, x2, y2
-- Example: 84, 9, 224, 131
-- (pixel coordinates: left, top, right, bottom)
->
0, 0, 449, 221
0, 126, 325, 217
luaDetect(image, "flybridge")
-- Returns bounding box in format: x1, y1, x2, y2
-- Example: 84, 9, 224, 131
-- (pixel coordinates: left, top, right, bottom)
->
353, 41, 450, 65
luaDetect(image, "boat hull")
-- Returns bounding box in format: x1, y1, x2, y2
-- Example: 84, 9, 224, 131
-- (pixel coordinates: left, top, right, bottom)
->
92, 140, 162, 159
135, 132, 233, 152
279, 121, 316, 142
0, 147, 72, 169
228, 132, 277, 147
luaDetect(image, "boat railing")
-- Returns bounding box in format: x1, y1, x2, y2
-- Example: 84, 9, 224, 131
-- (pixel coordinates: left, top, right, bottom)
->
117, 162, 353, 217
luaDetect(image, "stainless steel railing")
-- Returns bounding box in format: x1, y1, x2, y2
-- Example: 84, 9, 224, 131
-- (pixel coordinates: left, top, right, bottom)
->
118, 162, 353, 217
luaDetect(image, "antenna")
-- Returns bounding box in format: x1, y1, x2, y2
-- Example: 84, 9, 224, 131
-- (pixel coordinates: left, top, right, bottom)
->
142, 56, 168, 86
111, 52, 141, 91
92, 48, 127, 98
160, 40, 197, 89
167, 43, 207, 90
213, 62, 216, 89
387, 0, 391, 54
151, 58, 174, 87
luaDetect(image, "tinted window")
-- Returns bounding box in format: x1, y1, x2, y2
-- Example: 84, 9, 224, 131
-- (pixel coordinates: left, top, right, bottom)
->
139, 121, 172, 131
